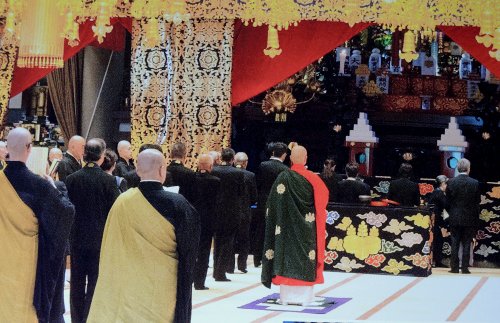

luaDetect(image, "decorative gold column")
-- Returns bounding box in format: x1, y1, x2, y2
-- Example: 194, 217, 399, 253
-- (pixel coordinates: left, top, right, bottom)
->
0, 38, 17, 135
131, 19, 234, 168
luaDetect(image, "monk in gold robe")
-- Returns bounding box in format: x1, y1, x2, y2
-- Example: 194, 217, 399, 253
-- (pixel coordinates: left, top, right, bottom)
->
0, 127, 74, 322
88, 149, 200, 323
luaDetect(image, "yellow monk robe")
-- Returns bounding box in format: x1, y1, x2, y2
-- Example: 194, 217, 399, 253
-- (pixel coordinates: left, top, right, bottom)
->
87, 188, 178, 323
0, 171, 38, 323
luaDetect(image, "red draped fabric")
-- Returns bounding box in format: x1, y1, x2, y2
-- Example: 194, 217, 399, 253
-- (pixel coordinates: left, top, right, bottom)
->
231, 21, 371, 106
10, 18, 131, 97
438, 26, 500, 78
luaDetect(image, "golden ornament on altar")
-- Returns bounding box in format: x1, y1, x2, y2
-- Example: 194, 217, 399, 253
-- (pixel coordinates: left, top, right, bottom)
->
355, 64, 370, 76
362, 80, 382, 97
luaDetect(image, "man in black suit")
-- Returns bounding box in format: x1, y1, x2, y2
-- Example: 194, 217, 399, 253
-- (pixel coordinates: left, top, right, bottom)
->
445, 158, 480, 274
192, 154, 220, 290
388, 163, 420, 206
211, 148, 245, 281
428, 175, 448, 268
252, 142, 289, 267
0, 140, 7, 170
66, 139, 120, 323
336, 162, 371, 203
57, 135, 85, 182
165, 142, 196, 204
320, 157, 344, 202
113, 140, 138, 188
232, 152, 258, 274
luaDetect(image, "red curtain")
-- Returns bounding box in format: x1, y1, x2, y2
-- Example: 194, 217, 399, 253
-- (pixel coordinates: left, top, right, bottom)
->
231, 21, 371, 105
10, 18, 131, 97
438, 26, 500, 78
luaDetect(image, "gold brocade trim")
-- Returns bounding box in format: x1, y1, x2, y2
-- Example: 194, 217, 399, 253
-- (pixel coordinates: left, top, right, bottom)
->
0, 38, 17, 136
130, 19, 233, 169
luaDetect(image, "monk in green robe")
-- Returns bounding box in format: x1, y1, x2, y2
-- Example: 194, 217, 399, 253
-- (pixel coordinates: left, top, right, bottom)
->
88, 149, 200, 323
262, 145, 329, 304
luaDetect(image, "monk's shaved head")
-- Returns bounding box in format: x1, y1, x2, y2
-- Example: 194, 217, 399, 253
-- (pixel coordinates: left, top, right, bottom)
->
137, 149, 167, 182
7, 127, 32, 162
198, 153, 213, 172
290, 145, 307, 166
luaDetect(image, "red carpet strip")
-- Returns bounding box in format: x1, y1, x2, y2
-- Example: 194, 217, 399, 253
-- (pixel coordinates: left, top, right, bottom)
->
356, 277, 424, 320
446, 276, 488, 321
251, 273, 363, 323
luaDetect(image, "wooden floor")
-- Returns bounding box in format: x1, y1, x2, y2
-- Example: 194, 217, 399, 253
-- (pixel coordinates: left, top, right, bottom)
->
63, 257, 500, 322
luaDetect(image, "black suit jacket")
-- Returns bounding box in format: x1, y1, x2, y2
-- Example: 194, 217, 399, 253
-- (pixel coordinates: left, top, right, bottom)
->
336, 179, 371, 203
66, 164, 120, 251
211, 164, 245, 233
192, 171, 220, 233
238, 167, 258, 216
445, 174, 480, 227
388, 177, 420, 206
57, 153, 81, 182
113, 157, 138, 188
320, 173, 343, 202
428, 188, 447, 227
166, 161, 196, 204
256, 159, 288, 210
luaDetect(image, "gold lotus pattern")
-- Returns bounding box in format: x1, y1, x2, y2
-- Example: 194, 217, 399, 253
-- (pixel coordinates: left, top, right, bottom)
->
131, 19, 233, 168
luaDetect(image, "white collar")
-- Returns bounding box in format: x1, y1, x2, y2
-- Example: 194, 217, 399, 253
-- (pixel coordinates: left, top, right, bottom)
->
140, 180, 162, 183
346, 177, 357, 181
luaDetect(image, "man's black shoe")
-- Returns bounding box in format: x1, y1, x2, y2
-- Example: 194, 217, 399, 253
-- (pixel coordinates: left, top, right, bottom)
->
214, 277, 231, 282
194, 285, 209, 290
462, 269, 471, 274
448, 269, 459, 274
239, 269, 248, 274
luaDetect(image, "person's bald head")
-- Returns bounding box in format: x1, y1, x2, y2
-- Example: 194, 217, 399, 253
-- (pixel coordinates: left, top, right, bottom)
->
68, 135, 85, 160
208, 150, 221, 166
290, 145, 307, 166
137, 149, 167, 182
0, 140, 7, 161
117, 140, 132, 160
6, 127, 32, 162
198, 154, 213, 173
234, 152, 249, 169
49, 147, 63, 162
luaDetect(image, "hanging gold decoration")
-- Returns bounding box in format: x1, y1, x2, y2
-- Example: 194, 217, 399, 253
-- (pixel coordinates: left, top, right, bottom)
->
263, 26, 281, 58
17, 0, 65, 68
262, 89, 296, 122
400, 30, 419, 63
0, 0, 499, 60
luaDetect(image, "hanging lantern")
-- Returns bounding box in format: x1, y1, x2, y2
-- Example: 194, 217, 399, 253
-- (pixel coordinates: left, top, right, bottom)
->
17, 0, 65, 68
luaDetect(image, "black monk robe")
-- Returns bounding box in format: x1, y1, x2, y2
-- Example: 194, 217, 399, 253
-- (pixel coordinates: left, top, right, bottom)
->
1, 161, 75, 322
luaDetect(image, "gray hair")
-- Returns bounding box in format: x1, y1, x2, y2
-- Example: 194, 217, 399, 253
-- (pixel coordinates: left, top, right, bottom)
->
456, 158, 470, 173
436, 175, 448, 186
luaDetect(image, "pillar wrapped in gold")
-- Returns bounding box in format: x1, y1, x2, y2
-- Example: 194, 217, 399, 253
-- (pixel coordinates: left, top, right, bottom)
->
17, 0, 65, 68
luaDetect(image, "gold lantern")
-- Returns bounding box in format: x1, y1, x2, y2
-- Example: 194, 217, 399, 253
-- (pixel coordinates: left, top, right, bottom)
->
17, 0, 65, 68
